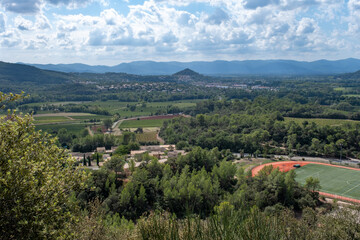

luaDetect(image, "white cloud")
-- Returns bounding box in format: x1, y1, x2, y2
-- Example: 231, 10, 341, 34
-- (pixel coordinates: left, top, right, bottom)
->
205, 8, 229, 25
0, 0, 42, 14
0, 0, 107, 14
0, 30, 22, 47
0, 0, 357, 64
0, 12, 6, 33
296, 18, 316, 35
35, 15, 51, 29
14, 16, 33, 31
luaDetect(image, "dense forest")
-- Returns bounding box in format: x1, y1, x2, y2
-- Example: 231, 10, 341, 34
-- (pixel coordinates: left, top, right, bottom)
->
161, 99, 360, 158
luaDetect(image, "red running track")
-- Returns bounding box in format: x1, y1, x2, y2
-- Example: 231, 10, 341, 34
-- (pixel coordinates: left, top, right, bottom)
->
251, 161, 360, 204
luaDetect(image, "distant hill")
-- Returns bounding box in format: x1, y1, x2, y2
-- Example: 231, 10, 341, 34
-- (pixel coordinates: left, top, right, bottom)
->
0, 61, 71, 84
338, 69, 360, 79
173, 68, 201, 76
27, 58, 360, 75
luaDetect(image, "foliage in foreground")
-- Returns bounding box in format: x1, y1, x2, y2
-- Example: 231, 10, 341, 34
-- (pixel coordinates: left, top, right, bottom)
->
0, 93, 89, 239
75, 202, 360, 240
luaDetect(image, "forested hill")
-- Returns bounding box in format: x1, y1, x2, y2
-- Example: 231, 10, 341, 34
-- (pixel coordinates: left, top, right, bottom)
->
173, 68, 201, 76
0, 61, 72, 84
338, 69, 360, 79
28, 58, 360, 75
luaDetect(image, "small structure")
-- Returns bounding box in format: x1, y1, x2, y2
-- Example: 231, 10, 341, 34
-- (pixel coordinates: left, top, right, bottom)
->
96, 147, 106, 153
130, 150, 147, 155
103, 154, 111, 162
149, 151, 163, 159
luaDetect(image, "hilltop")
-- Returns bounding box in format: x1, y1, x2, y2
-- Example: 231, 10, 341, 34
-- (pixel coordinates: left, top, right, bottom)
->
173, 68, 201, 76
0, 61, 71, 84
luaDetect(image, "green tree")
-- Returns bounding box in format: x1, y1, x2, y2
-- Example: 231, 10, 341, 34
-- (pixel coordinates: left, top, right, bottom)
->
103, 119, 113, 130
0, 93, 88, 239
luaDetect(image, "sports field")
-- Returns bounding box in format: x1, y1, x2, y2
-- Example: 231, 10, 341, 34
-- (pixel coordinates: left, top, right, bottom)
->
295, 164, 360, 200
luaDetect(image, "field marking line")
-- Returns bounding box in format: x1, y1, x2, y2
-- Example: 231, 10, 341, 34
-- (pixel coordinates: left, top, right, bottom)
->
302, 170, 324, 180
341, 182, 360, 195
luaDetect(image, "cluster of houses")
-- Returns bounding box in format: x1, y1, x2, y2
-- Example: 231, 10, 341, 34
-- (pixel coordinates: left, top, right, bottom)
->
130, 145, 186, 161
70, 144, 186, 168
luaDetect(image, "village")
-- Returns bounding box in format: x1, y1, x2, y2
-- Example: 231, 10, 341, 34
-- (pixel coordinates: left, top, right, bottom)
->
70, 144, 187, 170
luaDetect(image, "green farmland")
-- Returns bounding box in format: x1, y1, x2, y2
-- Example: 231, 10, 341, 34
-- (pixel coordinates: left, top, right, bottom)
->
120, 119, 165, 128
295, 164, 360, 200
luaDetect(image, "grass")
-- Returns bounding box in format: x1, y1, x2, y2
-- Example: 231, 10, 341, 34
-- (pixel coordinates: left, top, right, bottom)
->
70, 115, 112, 120
84, 99, 202, 115
295, 164, 360, 200
120, 119, 165, 128
334, 87, 353, 93
19, 101, 89, 107
343, 94, 360, 98
32, 113, 112, 125
36, 123, 87, 135
33, 116, 70, 124
284, 117, 359, 127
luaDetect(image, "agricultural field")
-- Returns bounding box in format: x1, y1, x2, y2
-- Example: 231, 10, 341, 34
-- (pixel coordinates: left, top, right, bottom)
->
79, 99, 201, 115
32, 113, 112, 135
33, 113, 111, 125
136, 132, 159, 143
34, 116, 71, 124
284, 117, 360, 127
120, 119, 166, 128
36, 123, 87, 135
343, 94, 360, 98
295, 164, 360, 200
20, 101, 89, 107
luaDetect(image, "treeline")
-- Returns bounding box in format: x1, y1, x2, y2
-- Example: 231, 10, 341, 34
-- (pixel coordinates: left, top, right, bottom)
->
192, 97, 360, 120
76, 147, 320, 221
161, 111, 360, 158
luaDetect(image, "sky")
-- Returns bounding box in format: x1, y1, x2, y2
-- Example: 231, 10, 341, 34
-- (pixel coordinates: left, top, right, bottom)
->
0, 0, 359, 65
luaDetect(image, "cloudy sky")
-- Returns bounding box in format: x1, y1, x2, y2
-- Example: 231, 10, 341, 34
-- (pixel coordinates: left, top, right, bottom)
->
0, 0, 359, 65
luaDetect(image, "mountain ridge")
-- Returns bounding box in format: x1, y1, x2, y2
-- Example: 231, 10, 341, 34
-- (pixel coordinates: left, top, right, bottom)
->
25, 58, 360, 75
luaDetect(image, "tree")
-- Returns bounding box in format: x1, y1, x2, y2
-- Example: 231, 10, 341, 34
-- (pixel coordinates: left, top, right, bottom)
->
305, 177, 321, 192
103, 119, 113, 131
0, 93, 88, 239
88, 156, 92, 166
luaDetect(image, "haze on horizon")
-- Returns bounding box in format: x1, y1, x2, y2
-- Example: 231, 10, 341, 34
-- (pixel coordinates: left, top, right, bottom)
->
0, 0, 360, 65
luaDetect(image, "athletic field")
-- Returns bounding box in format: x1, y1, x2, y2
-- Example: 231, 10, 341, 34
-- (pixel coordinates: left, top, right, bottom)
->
295, 164, 360, 200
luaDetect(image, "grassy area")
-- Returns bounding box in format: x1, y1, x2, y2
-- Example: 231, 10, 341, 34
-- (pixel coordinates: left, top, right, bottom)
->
19, 101, 89, 107
18, 99, 202, 118
333, 87, 354, 93
70, 115, 112, 120
34, 116, 70, 124
284, 117, 359, 127
32, 113, 112, 125
295, 164, 360, 200
84, 99, 202, 115
343, 94, 360, 98
120, 119, 165, 128
36, 123, 87, 135
136, 132, 158, 143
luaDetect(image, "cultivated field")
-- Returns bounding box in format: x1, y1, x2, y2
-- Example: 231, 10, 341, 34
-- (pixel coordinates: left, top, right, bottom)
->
295, 164, 360, 200
120, 119, 165, 128
136, 132, 159, 143
82, 99, 201, 115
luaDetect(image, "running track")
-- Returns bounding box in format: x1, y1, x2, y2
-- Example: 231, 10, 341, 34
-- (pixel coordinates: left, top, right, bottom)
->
251, 161, 360, 204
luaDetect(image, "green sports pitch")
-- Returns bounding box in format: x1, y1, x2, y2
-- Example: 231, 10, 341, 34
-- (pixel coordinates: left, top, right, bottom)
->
295, 164, 360, 200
